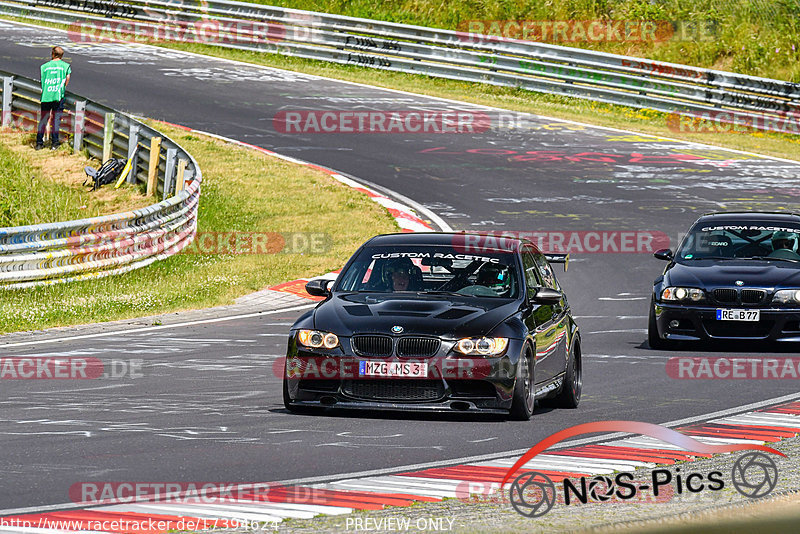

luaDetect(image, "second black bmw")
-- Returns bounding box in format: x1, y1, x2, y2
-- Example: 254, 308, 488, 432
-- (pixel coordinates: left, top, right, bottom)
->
650, 212, 800, 348
282, 232, 581, 420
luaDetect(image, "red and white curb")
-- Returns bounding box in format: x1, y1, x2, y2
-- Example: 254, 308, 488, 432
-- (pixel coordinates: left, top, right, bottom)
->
3, 399, 799, 531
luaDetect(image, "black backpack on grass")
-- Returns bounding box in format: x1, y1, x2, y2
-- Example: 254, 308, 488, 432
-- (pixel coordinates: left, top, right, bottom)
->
84, 158, 126, 191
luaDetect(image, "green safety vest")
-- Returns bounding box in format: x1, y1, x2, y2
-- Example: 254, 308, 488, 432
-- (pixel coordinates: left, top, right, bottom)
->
40, 60, 71, 103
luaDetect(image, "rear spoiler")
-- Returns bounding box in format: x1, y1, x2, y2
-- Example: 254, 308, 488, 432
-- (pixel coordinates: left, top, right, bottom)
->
545, 253, 569, 272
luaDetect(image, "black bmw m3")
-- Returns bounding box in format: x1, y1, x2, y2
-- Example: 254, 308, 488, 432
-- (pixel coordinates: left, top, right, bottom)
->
650, 212, 800, 348
282, 232, 582, 420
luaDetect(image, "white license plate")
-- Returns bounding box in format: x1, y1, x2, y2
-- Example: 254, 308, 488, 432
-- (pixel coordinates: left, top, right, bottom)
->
359, 361, 428, 378
716, 309, 760, 321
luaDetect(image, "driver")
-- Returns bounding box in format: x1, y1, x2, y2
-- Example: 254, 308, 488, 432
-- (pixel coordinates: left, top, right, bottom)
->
769, 231, 800, 259
476, 264, 510, 295
382, 258, 418, 291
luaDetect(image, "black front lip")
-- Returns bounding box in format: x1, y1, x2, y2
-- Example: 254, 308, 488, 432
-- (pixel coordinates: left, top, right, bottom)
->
284, 335, 523, 410
653, 302, 800, 342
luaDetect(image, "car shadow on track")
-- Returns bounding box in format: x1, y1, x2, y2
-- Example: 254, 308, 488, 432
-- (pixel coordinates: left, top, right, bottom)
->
641, 339, 800, 353
268, 407, 543, 423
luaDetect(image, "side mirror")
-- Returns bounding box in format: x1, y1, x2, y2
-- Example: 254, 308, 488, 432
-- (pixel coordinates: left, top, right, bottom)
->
654, 249, 674, 261
305, 279, 332, 297
530, 287, 562, 305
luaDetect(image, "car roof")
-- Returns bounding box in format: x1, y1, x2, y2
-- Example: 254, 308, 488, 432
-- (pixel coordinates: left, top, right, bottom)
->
364, 232, 532, 252
696, 212, 800, 223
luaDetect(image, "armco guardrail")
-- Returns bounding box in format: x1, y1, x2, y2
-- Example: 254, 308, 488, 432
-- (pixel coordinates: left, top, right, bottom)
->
0, 70, 201, 289
0, 0, 798, 133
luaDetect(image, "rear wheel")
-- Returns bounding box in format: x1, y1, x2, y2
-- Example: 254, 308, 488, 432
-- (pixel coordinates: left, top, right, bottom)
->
648, 299, 671, 350
552, 341, 582, 408
509, 347, 535, 421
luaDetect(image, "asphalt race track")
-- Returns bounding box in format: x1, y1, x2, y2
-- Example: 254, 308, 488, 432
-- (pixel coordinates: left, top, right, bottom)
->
2, 20, 800, 510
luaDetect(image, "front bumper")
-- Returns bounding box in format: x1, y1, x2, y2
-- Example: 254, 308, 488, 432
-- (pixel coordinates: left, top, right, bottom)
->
653, 302, 800, 342
283, 336, 524, 412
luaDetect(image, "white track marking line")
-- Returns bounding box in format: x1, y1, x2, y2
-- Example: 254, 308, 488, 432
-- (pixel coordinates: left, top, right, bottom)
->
714, 414, 800, 428
325, 482, 453, 499
333, 475, 463, 491
485, 455, 654, 470
474, 460, 613, 475
539, 454, 656, 468
0, 304, 315, 348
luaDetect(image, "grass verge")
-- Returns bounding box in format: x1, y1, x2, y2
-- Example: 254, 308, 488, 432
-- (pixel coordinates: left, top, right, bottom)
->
0, 131, 150, 227
0, 122, 397, 334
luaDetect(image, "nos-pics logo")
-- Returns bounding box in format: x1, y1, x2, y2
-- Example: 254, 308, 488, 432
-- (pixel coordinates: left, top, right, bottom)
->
502, 420, 782, 518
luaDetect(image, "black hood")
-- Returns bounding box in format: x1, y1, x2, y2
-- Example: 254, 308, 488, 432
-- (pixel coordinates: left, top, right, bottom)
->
312, 292, 519, 338
665, 259, 800, 289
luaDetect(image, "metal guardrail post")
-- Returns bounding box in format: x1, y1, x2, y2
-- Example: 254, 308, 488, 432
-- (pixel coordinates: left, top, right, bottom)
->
127, 124, 140, 184
103, 112, 115, 161
146, 136, 162, 196
163, 147, 177, 199
176, 159, 187, 192
72, 100, 86, 152
1, 76, 12, 129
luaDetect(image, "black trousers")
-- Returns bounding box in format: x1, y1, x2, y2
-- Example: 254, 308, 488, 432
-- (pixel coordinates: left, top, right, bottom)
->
36, 99, 65, 146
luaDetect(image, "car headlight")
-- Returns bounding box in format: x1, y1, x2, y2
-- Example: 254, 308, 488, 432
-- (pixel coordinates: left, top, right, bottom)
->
773, 289, 800, 305
661, 287, 705, 302
297, 329, 340, 349
454, 337, 509, 356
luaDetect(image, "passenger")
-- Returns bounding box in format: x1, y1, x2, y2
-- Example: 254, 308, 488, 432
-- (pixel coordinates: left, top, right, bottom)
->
769, 231, 800, 259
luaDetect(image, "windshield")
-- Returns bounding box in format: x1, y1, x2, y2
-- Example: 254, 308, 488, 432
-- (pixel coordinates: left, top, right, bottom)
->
335, 245, 521, 298
677, 221, 800, 261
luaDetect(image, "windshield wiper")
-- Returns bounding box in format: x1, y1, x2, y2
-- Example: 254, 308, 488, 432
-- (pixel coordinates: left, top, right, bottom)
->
417, 290, 463, 296
743, 256, 800, 263
682, 256, 735, 261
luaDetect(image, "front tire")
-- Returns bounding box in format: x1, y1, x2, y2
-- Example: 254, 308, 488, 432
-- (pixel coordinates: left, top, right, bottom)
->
283, 376, 301, 413
509, 347, 535, 421
552, 340, 581, 408
282, 361, 315, 414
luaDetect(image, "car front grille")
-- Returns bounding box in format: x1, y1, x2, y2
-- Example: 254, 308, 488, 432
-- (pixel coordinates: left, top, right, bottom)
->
703, 320, 774, 338
712, 288, 767, 305
741, 289, 766, 304
343, 379, 444, 401
351, 335, 393, 357
397, 337, 440, 357
714, 288, 738, 304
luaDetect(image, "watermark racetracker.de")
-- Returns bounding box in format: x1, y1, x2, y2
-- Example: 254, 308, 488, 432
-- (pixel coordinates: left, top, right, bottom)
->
457, 19, 716, 43
0, 358, 142, 379
451, 231, 671, 254
273, 110, 491, 134
666, 111, 800, 136
67, 19, 286, 45
667, 357, 800, 379
179, 232, 331, 255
